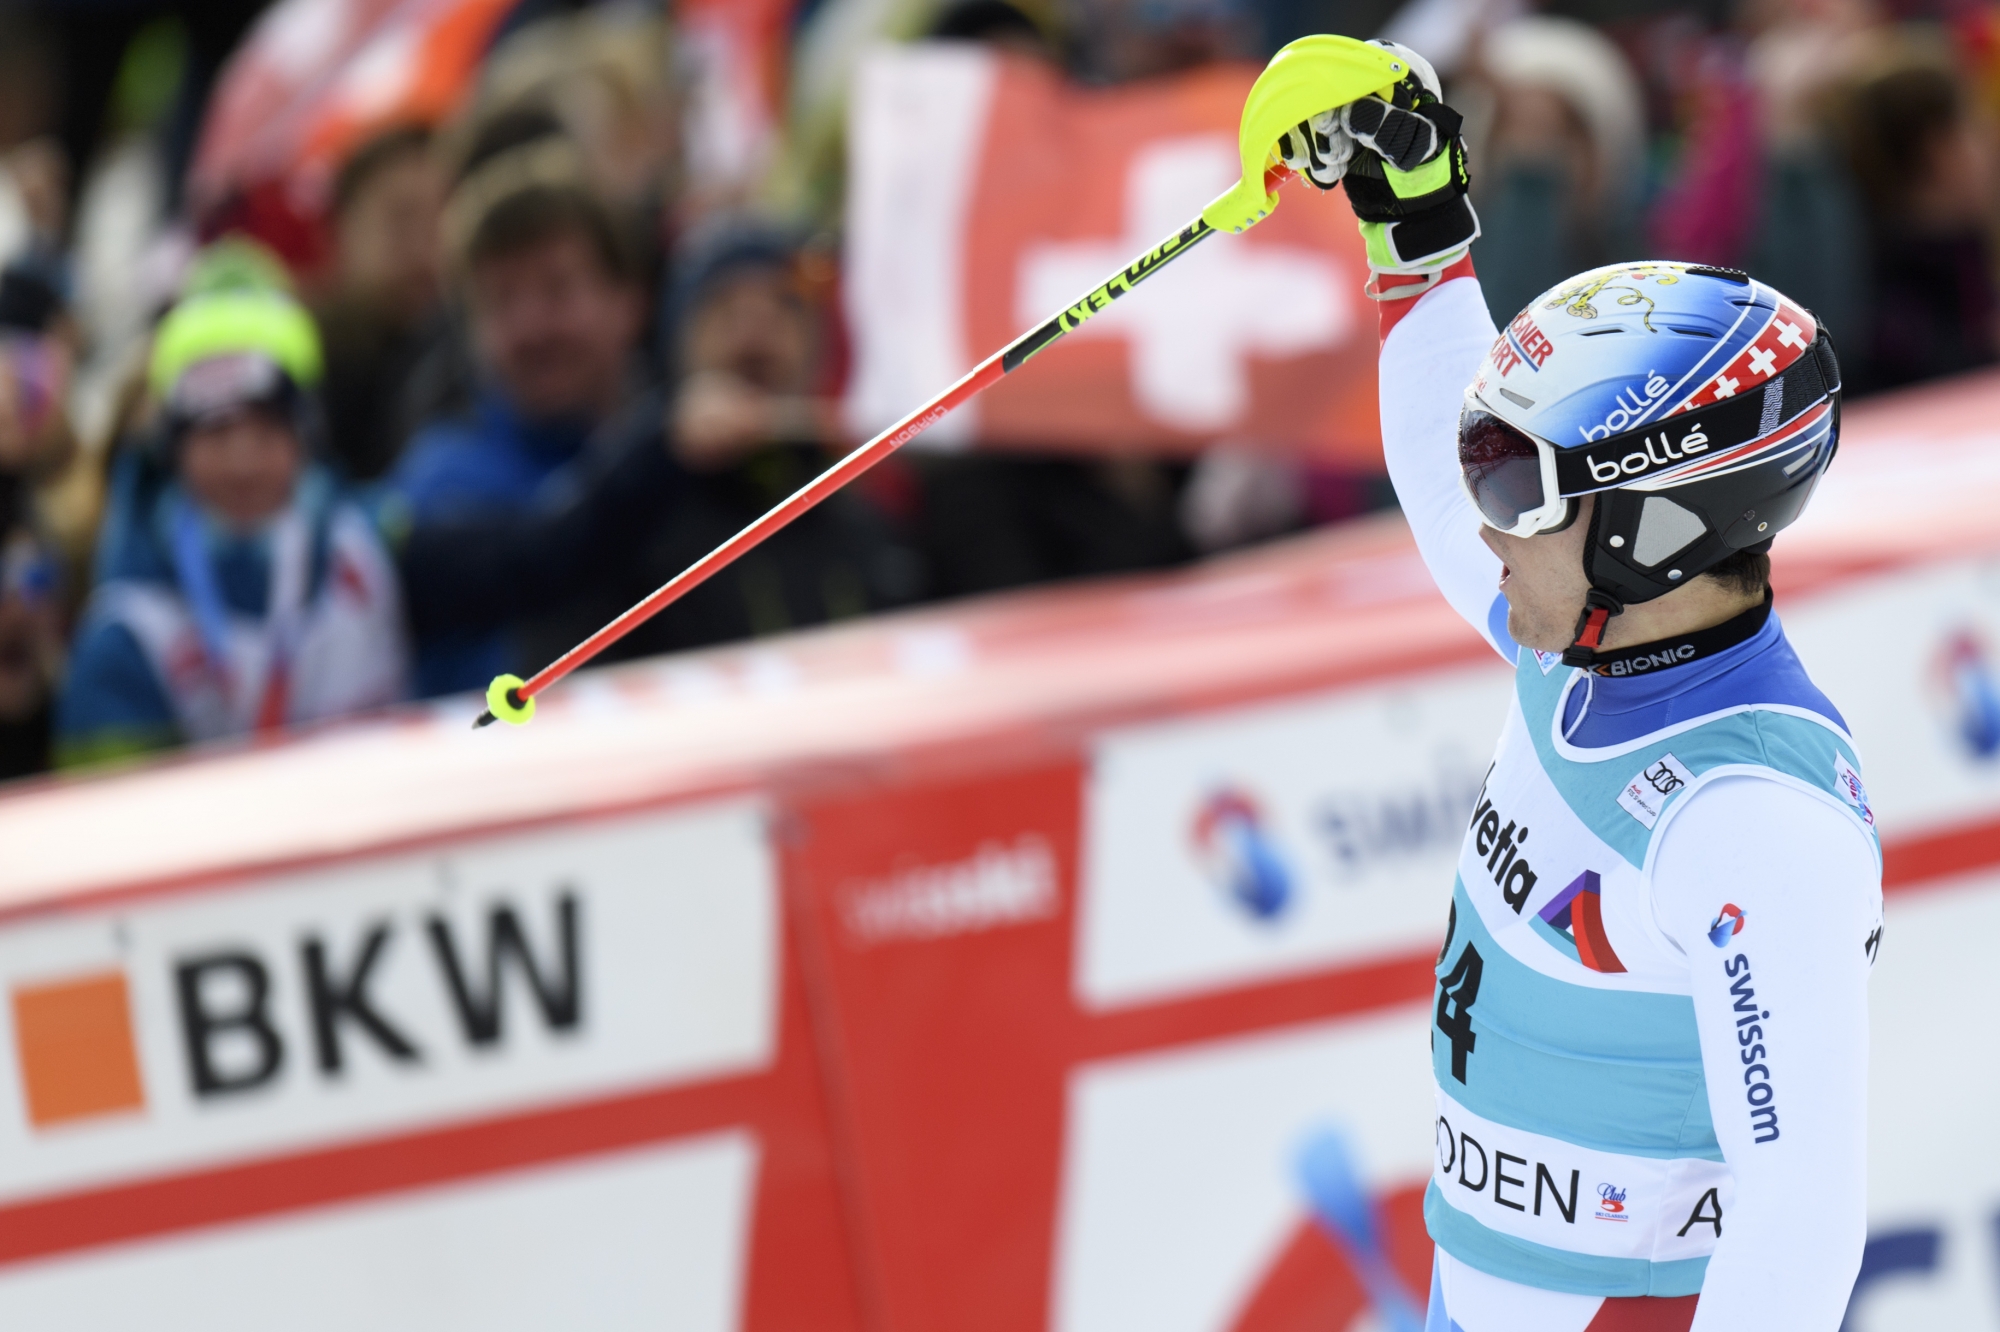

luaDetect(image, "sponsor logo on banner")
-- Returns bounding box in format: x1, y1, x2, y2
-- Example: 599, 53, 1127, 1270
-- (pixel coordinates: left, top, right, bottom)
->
841, 834, 1059, 944
1617, 753, 1695, 828
0, 802, 777, 1206
1932, 628, 2000, 762
1078, 664, 1512, 1009
1190, 790, 1292, 921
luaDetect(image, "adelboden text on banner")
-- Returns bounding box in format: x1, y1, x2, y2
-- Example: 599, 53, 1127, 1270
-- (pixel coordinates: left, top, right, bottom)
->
843, 46, 1379, 462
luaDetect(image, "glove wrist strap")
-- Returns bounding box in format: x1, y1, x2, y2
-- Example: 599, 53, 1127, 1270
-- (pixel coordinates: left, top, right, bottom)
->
1360, 197, 1480, 272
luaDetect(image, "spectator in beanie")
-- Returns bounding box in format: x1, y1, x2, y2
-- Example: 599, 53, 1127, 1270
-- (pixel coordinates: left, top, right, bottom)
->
0, 492, 61, 781
388, 146, 647, 696
57, 279, 408, 766
314, 126, 448, 481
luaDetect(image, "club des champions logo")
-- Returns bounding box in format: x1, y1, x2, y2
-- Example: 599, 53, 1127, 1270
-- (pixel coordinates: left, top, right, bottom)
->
1596, 1183, 1629, 1222
1191, 788, 1293, 921
1708, 903, 1746, 948
1933, 628, 2000, 761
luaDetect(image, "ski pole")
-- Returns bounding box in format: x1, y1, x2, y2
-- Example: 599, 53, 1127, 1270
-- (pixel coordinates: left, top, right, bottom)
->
477, 35, 1409, 727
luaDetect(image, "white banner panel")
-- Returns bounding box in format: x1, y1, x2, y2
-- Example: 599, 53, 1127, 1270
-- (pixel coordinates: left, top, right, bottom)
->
1077, 664, 1512, 1010
0, 799, 777, 1204
1051, 1005, 1435, 1332
0, 1130, 758, 1332
1846, 870, 2000, 1330
1782, 554, 2000, 838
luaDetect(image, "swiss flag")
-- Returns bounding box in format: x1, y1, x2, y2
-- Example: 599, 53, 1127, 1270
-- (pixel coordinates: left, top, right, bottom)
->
844, 47, 1381, 464
190, 0, 517, 223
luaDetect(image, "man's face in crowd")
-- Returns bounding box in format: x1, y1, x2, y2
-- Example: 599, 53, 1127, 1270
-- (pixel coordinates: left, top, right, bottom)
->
467, 231, 642, 423
683, 268, 815, 394
335, 148, 446, 324
179, 408, 305, 531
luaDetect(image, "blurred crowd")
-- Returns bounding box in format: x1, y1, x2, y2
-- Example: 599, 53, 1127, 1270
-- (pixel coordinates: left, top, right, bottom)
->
0, 0, 1994, 780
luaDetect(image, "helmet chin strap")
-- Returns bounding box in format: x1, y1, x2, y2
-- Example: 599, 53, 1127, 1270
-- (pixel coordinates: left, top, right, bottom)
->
1561, 588, 1625, 667
1560, 486, 1631, 667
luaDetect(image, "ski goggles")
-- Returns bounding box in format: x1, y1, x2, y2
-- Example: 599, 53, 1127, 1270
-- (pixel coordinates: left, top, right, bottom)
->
165, 351, 297, 430
1458, 403, 1571, 537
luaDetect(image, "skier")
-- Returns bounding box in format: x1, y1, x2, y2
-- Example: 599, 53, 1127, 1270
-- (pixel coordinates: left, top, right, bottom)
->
1279, 43, 1885, 1332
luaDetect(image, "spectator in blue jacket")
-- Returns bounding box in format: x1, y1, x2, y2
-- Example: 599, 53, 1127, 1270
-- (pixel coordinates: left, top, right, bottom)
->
57, 275, 408, 766
389, 143, 647, 696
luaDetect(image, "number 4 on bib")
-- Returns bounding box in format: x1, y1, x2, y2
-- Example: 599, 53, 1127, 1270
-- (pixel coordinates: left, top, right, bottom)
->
1437, 943, 1483, 1082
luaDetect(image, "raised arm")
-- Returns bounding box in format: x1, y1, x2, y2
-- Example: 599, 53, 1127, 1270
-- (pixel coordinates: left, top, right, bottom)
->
1276, 41, 1511, 657
1377, 265, 1510, 656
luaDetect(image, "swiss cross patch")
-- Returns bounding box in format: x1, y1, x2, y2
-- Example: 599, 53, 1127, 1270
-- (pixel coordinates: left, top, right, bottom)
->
1674, 300, 1814, 411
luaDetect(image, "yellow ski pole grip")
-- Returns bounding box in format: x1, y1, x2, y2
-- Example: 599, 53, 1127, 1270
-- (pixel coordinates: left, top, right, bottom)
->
475, 673, 536, 728
1200, 34, 1408, 234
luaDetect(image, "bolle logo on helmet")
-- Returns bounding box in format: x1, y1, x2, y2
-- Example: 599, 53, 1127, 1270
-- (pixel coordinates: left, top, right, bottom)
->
1586, 425, 1709, 484
1580, 373, 1672, 442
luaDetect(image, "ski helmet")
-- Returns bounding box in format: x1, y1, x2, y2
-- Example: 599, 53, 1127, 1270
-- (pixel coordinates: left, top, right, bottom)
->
1457, 261, 1841, 661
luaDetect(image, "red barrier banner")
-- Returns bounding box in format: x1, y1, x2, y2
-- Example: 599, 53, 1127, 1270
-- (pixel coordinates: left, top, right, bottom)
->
843, 48, 1381, 463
